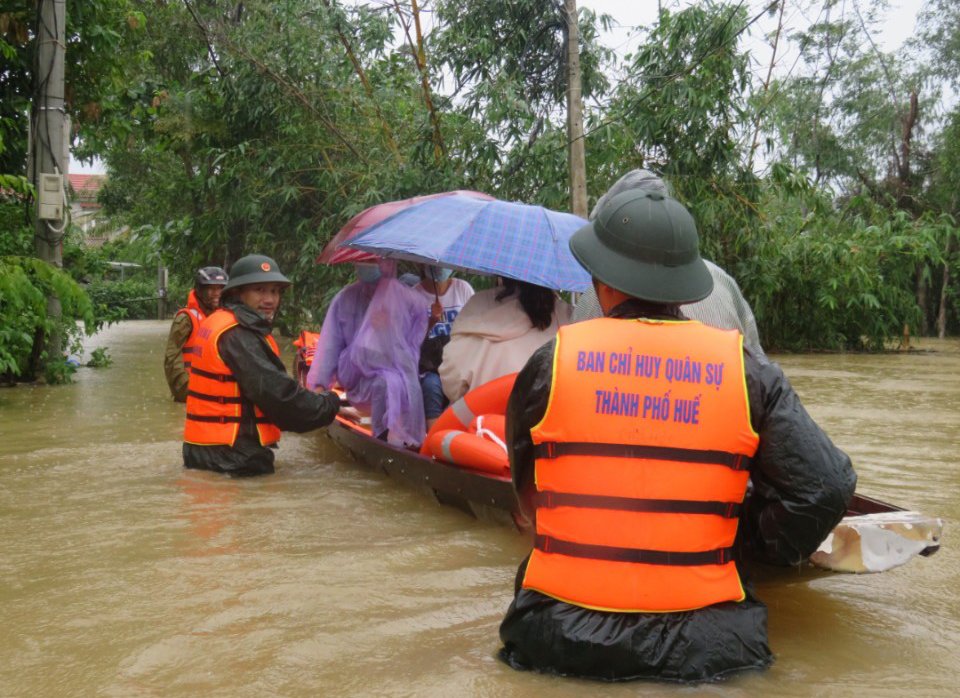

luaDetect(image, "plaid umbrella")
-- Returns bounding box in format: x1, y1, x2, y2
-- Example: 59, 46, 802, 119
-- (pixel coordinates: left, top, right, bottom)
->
316, 190, 494, 265
343, 194, 591, 291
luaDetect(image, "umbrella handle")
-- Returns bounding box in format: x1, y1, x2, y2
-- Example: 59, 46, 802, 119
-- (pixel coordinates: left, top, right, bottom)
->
429, 266, 440, 304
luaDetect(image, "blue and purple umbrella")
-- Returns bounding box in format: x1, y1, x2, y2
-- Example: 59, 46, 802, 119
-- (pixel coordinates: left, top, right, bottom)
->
342, 193, 592, 292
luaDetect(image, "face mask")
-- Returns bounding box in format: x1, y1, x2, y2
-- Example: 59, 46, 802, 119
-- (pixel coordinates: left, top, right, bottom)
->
356, 264, 381, 284
427, 265, 453, 283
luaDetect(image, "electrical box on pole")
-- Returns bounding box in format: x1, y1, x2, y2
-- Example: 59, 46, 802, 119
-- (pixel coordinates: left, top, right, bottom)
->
37, 173, 64, 220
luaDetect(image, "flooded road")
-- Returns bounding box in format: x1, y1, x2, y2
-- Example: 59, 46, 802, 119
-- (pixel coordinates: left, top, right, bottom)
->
1, 320, 957, 697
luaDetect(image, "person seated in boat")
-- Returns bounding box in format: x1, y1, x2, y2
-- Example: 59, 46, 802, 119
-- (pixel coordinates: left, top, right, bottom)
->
306, 261, 385, 393
164, 265, 228, 402
411, 265, 475, 426
182, 254, 341, 477
498, 190, 856, 683
333, 261, 428, 447
438, 276, 572, 404
572, 168, 766, 360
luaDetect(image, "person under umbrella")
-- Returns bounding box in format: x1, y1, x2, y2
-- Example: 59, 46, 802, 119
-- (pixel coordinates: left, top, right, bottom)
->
309, 259, 428, 446
439, 277, 572, 404
411, 265, 474, 427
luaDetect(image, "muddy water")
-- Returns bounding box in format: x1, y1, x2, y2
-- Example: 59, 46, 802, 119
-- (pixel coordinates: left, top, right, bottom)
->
0, 321, 956, 697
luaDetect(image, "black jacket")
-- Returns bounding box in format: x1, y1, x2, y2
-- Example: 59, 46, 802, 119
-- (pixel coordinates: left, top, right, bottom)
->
182, 300, 340, 476
499, 301, 857, 683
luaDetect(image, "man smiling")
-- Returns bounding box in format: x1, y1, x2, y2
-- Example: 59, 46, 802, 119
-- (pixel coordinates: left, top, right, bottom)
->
182, 254, 340, 476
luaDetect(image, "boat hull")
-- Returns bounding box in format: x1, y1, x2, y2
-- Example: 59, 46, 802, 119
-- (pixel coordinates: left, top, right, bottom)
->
327, 417, 520, 527
324, 415, 941, 578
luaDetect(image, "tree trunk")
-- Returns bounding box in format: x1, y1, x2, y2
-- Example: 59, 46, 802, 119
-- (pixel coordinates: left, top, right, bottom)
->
936, 235, 956, 338
916, 263, 928, 336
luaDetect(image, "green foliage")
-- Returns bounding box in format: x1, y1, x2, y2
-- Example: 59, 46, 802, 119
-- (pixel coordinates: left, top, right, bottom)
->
85, 278, 157, 322
1, 1, 142, 174
737, 190, 941, 350
54, 0, 960, 350
86, 347, 112, 368
43, 357, 78, 385
0, 253, 94, 380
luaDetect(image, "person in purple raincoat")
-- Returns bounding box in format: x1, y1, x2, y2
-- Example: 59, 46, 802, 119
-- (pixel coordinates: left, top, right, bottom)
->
308, 260, 428, 447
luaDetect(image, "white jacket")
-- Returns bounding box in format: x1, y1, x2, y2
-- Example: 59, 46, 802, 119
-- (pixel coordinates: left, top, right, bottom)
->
439, 287, 572, 402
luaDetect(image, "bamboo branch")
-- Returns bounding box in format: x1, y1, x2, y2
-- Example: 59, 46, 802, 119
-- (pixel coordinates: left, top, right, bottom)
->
748, 0, 785, 170
189, 6, 364, 166
321, 0, 402, 163
393, 0, 445, 163
181, 0, 227, 80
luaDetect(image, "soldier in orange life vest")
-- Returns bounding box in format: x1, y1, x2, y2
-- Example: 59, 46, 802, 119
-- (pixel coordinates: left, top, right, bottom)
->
498, 190, 856, 683
164, 266, 228, 402
182, 254, 340, 476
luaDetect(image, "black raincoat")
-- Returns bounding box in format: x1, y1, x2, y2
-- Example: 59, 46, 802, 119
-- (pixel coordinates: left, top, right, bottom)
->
499, 301, 857, 683
182, 300, 340, 476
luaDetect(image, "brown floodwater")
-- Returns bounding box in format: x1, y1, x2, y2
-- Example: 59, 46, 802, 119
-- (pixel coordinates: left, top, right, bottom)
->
0, 320, 956, 697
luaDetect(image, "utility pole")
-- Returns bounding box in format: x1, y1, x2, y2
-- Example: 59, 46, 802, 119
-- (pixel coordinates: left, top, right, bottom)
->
33, 0, 68, 363
157, 263, 168, 320
565, 0, 588, 219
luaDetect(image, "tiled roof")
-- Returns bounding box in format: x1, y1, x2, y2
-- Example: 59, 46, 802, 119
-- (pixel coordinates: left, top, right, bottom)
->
67, 174, 106, 203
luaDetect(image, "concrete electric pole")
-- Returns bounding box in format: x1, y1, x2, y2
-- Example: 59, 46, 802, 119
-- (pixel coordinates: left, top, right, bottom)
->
32, 0, 68, 362
565, 0, 588, 219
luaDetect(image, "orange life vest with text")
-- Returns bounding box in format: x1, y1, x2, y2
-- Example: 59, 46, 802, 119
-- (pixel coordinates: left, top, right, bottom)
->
174, 289, 207, 373
523, 318, 759, 613
183, 309, 282, 447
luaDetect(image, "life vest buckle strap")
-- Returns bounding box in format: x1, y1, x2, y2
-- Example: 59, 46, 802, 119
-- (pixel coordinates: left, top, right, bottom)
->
190, 366, 238, 383
534, 441, 752, 471
186, 390, 241, 405
185, 413, 241, 424
534, 534, 734, 567
534, 490, 741, 517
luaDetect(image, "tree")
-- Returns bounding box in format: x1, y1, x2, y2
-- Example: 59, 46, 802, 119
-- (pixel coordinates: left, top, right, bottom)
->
596, 1, 761, 265
0, 0, 141, 381
430, 0, 613, 205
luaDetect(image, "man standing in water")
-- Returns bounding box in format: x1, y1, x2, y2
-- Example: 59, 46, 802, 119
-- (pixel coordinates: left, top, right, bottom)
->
164, 266, 229, 402
182, 254, 340, 476
499, 190, 856, 682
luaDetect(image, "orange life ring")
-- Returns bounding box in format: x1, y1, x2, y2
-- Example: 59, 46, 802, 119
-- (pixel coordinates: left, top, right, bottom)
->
420, 372, 518, 454
469, 413, 505, 448
423, 428, 509, 476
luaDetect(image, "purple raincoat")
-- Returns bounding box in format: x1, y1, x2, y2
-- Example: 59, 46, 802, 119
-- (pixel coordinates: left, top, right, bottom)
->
308, 260, 427, 446
337, 278, 427, 446
306, 281, 377, 391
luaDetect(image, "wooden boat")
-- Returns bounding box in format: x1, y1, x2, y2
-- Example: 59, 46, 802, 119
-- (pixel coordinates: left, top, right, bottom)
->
295, 340, 942, 578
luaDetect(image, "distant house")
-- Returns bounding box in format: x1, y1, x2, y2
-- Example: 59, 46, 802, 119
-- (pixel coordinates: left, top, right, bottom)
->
68, 174, 110, 245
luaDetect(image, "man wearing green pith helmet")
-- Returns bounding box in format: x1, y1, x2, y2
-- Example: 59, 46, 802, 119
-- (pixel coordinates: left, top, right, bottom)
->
498, 190, 856, 683
182, 254, 340, 476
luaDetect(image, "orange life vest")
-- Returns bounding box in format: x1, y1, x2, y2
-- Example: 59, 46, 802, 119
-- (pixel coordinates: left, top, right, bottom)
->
174, 290, 207, 373
183, 309, 282, 447
522, 318, 759, 613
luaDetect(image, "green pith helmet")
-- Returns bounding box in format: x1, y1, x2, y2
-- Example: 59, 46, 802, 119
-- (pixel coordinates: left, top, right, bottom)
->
569, 190, 713, 304
223, 254, 292, 292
